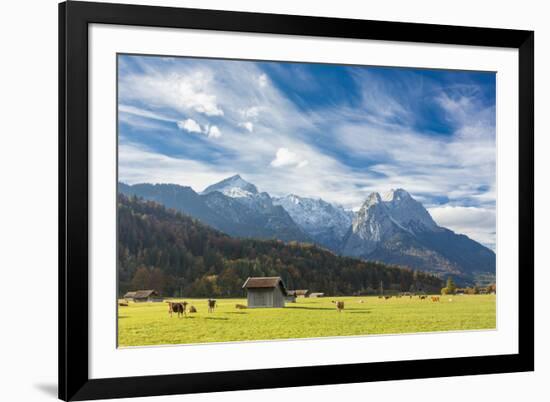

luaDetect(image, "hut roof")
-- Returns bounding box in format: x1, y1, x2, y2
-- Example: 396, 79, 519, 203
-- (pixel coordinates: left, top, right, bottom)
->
132, 290, 159, 299
242, 277, 288, 295
294, 289, 309, 296
123, 291, 137, 298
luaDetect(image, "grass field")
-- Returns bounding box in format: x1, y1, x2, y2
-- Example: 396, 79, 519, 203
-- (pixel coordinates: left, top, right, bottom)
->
117, 295, 496, 347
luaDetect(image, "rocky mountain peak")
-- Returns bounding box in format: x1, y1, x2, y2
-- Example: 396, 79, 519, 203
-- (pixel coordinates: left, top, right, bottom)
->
202, 174, 259, 197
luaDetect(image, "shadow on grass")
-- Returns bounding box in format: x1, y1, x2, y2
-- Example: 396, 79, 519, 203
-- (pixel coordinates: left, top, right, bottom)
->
118, 315, 128, 319
205, 317, 229, 321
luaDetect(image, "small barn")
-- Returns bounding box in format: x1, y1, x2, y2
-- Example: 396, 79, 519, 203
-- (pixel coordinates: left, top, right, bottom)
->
123, 291, 137, 301
243, 277, 287, 308
294, 289, 310, 298
126, 289, 162, 302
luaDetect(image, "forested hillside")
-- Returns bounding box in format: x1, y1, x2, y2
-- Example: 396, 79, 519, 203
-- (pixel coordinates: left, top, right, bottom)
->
118, 194, 443, 297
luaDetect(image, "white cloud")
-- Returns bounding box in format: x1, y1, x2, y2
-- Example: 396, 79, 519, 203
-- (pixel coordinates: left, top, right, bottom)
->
120, 70, 224, 116
270, 148, 308, 168
240, 121, 254, 132
177, 118, 202, 133
207, 125, 221, 138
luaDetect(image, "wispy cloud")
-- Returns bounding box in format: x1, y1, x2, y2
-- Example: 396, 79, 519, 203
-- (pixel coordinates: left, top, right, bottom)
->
117, 55, 496, 246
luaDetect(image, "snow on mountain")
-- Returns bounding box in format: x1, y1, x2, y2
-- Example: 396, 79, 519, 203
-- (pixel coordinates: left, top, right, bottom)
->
342, 189, 495, 282
122, 177, 495, 282
347, 190, 438, 247
381, 188, 438, 232
202, 174, 259, 198
202, 175, 276, 212
273, 194, 353, 249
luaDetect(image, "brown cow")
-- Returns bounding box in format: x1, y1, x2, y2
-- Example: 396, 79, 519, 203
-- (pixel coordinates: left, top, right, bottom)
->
167, 301, 188, 318
208, 299, 217, 313
431, 296, 440, 302
332, 300, 345, 312
235, 304, 247, 309
419, 295, 427, 300
384, 295, 392, 300
189, 305, 197, 313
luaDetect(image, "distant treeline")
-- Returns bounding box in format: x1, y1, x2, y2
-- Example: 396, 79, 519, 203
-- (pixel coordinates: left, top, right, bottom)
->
118, 195, 444, 298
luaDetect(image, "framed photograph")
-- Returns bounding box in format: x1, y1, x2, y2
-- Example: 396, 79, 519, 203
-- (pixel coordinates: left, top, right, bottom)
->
59, 1, 534, 400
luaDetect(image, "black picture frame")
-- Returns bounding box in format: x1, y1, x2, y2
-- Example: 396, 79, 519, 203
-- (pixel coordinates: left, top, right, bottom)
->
59, 1, 534, 400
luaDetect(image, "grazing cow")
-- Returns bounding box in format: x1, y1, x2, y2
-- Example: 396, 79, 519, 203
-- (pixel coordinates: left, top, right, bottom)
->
235, 304, 247, 309
208, 299, 217, 313
332, 300, 345, 312
431, 296, 440, 302
167, 301, 188, 318
419, 295, 427, 300
189, 305, 197, 313
378, 296, 383, 299
384, 295, 392, 300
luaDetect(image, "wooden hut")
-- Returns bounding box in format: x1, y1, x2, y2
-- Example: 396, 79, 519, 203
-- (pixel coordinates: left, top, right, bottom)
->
123, 291, 137, 301
242, 277, 287, 308
294, 289, 310, 298
126, 289, 162, 302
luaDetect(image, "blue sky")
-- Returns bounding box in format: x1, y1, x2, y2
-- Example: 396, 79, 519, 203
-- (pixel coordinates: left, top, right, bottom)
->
118, 54, 496, 249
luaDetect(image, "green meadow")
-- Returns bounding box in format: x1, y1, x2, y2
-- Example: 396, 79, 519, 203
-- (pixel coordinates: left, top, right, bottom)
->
117, 295, 496, 347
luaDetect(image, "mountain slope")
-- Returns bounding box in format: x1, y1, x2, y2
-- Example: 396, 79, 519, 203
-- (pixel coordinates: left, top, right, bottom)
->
273, 194, 353, 251
120, 180, 495, 284
341, 189, 495, 283
117, 194, 444, 297
119, 179, 311, 243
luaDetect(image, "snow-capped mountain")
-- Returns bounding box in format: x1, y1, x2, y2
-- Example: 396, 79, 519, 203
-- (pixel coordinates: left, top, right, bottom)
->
342, 189, 495, 282
381, 189, 437, 232
119, 179, 495, 284
203, 175, 275, 212
120, 176, 311, 243
203, 174, 259, 198
273, 194, 354, 251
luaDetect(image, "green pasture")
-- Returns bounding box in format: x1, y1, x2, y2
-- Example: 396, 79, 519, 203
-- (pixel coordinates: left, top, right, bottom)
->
118, 295, 496, 347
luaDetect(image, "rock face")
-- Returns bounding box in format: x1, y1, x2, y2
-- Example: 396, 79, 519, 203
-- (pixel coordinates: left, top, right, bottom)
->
119, 180, 495, 284
341, 189, 495, 283
119, 177, 310, 243
272, 194, 353, 251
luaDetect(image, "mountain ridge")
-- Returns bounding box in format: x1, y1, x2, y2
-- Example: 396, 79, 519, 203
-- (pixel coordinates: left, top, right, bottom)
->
119, 177, 495, 284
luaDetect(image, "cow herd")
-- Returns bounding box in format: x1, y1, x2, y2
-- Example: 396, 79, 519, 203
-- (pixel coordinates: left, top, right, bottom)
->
136, 294, 448, 319
167, 299, 217, 318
